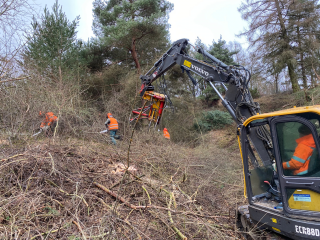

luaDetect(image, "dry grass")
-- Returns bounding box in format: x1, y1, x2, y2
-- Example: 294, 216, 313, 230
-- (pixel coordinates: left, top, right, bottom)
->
0, 62, 302, 239
0, 124, 248, 239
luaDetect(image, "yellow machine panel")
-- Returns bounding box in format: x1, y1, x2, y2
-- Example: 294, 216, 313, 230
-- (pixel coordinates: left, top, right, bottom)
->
288, 189, 320, 212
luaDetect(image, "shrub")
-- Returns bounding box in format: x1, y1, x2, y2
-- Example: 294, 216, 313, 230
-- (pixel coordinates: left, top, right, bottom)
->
250, 87, 260, 98
194, 110, 233, 132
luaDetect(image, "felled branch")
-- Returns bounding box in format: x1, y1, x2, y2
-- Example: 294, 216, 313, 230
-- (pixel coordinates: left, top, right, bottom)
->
73, 220, 87, 240
94, 182, 228, 221
1, 153, 24, 161
167, 191, 187, 240
94, 182, 138, 209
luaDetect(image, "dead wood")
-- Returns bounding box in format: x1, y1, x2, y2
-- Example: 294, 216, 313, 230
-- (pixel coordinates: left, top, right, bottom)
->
94, 182, 138, 209
167, 191, 187, 240
1, 153, 24, 162
73, 220, 87, 240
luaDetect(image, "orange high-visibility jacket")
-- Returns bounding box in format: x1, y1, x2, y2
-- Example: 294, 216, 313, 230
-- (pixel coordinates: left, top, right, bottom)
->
163, 128, 170, 139
40, 112, 58, 128
107, 116, 118, 130
282, 134, 316, 175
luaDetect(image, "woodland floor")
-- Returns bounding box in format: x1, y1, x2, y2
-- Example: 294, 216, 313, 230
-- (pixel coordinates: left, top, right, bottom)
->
0, 127, 287, 239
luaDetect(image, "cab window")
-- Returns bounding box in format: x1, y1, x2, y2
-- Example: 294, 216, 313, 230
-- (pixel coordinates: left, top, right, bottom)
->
276, 122, 320, 177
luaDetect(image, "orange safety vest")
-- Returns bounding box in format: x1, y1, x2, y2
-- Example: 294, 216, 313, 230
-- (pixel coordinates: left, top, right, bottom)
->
163, 129, 170, 139
40, 112, 58, 128
108, 117, 118, 130
282, 134, 316, 175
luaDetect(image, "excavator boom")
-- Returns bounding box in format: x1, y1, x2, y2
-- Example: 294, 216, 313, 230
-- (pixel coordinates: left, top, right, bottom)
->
139, 39, 272, 166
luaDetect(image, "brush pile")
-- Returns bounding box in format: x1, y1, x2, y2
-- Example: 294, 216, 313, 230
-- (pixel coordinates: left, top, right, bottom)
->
0, 132, 244, 239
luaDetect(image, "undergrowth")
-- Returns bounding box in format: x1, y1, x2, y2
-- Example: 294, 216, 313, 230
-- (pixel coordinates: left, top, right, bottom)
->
0, 124, 245, 239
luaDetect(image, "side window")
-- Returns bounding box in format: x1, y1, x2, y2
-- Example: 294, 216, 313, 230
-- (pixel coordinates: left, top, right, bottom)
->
245, 123, 274, 197
276, 122, 320, 177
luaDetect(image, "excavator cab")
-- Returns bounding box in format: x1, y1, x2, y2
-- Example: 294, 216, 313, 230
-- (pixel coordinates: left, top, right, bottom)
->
239, 106, 320, 239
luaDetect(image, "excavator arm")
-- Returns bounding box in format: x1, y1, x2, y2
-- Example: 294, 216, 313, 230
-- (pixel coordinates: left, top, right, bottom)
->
139, 39, 273, 166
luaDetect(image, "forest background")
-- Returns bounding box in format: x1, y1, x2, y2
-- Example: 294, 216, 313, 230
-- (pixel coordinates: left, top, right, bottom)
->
2, 0, 320, 142
1, 0, 320, 239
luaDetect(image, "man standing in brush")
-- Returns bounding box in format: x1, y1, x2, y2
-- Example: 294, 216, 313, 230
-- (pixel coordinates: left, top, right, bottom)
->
105, 113, 120, 145
163, 128, 170, 140
39, 111, 58, 137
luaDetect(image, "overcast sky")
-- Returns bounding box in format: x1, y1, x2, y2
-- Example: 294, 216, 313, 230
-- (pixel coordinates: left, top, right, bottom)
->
32, 0, 248, 47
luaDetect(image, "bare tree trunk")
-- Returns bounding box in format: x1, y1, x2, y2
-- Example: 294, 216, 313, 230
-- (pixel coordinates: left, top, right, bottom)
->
131, 38, 141, 74
275, 72, 279, 94
311, 72, 315, 87
297, 25, 307, 89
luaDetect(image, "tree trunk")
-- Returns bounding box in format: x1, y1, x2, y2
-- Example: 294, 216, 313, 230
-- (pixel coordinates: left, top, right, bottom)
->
287, 62, 299, 92
275, 72, 279, 94
131, 37, 141, 74
297, 25, 307, 89
274, 0, 299, 92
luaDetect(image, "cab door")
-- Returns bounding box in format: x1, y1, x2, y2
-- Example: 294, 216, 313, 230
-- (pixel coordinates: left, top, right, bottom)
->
271, 115, 320, 217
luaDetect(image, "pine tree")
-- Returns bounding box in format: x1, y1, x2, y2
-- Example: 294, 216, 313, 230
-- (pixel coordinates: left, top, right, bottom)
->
196, 37, 238, 107
207, 36, 238, 65
23, 0, 81, 80
92, 0, 173, 74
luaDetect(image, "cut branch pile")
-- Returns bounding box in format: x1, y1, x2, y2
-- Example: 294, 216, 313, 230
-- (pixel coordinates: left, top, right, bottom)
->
0, 139, 244, 239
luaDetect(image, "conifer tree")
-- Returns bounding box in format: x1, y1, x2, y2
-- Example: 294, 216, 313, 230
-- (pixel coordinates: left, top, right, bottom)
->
195, 37, 238, 107
287, 0, 320, 89
207, 36, 238, 65
23, 0, 81, 80
92, 0, 173, 73
239, 0, 300, 92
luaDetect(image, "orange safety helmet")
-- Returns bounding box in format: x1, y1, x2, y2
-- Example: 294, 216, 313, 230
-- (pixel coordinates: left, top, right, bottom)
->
107, 113, 113, 118
164, 128, 167, 131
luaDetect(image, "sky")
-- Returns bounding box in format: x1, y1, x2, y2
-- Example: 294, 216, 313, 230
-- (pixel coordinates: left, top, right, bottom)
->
32, 0, 248, 47
168, 0, 248, 46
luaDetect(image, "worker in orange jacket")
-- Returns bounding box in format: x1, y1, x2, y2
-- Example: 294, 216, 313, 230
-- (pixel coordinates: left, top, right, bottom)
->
39, 111, 58, 136
163, 128, 170, 140
105, 113, 120, 145
282, 124, 316, 176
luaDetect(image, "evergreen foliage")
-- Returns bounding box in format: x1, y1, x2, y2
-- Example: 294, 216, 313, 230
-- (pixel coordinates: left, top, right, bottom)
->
79, 39, 109, 72
249, 87, 260, 99
195, 36, 238, 107
92, 0, 173, 73
23, 0, 82, 79
194, 110, 233, 133
207, 36, 238, 65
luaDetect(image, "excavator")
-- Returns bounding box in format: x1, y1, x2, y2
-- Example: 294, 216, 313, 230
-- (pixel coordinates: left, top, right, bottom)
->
133, 38, 320, 239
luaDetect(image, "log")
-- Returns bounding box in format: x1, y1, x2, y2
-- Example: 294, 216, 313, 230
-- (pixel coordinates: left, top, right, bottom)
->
93, 182, 138, 210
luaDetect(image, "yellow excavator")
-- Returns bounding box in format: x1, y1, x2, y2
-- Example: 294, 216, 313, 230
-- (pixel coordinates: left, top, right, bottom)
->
134, 38, 320, 239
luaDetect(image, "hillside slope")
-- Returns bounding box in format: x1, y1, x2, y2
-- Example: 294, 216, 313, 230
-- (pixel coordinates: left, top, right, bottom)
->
0, 128, 249, 239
